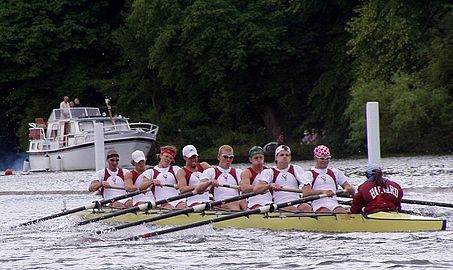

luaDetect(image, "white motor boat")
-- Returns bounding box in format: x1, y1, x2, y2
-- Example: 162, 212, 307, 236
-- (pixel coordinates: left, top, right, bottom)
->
25, 107, 158, 171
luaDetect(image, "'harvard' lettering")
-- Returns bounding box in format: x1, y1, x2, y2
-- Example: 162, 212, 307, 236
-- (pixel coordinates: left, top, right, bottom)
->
368, 185, 399, 199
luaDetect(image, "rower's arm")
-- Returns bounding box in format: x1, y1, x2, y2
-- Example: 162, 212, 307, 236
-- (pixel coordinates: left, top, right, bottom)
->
124, 172, 138, 192
341, 181, 355, 196
176, 169, 193, 193
138, 176, 153, 190
302, 184, 334, 197
239, 170, 253, 193
88, 180, 102, 192
253, 180, 270, 194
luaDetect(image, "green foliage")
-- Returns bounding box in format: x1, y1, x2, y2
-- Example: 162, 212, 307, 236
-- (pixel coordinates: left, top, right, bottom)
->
1, 0, 451, 157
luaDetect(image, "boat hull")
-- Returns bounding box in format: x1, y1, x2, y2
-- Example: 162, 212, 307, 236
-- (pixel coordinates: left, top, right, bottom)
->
79, 210, 447, 233
28, 137, 154, 171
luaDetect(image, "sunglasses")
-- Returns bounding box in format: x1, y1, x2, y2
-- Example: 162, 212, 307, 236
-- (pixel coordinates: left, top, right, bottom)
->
109, 159, 120, 162
222, 154, 234, 159
318, 156, 331, 160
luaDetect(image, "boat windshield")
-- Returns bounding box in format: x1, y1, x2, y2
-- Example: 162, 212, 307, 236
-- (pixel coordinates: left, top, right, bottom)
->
78, 119, 129, 132
49, 107, 101, 121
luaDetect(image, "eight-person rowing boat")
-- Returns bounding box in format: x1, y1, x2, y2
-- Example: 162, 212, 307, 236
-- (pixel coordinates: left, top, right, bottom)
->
15, 144, 450, 236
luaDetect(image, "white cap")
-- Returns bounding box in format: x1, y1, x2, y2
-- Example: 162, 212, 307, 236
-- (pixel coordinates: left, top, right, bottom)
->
131, 150, 146, 163
182, 145, 198, 158
275, 145, 291, 157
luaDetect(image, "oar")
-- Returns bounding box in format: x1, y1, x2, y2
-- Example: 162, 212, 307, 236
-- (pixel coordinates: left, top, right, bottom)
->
338, 193, 453, 209
94, 192, 257, 235
78, 190, 197, 226
14, 188, 151, 228
122, 190, 345, 241
401, 199, 453, 208
221, 184, 304, 194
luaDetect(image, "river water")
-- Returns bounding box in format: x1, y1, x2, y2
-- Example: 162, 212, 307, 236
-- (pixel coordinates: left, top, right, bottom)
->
1, 155, 452, 269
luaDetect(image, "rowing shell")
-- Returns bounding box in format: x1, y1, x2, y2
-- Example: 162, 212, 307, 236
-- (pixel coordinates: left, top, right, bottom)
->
79, 208, 447, 233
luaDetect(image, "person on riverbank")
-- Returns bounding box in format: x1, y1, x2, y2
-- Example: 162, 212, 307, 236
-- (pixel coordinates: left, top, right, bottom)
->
176, 145, 211, 207
139, 145, 185, 209
200, 145, 244, 210
253, 145, 313, 212
239, 146, 272, 209
301, 145, 354, 213
88, 150, 132, 208
350, 164, 403, 214
124, 150, 155, 206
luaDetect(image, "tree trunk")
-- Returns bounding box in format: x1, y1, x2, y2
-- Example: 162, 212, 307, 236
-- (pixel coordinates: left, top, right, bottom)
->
260, 104, 284, 141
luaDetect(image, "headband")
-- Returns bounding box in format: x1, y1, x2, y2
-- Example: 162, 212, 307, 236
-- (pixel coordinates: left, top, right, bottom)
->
161, 148, 176, 158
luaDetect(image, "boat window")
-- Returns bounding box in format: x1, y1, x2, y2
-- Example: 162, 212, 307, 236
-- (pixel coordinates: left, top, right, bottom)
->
86, 108, 101, 117
79, 121, 94, 132
69, 108, 86, 118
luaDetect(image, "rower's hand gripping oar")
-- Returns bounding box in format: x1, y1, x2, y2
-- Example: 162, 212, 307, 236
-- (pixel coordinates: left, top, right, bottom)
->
122, 190, 346, 241
78, 190, 197, 226
14, 188, 151, 228
94, 192, 258, 235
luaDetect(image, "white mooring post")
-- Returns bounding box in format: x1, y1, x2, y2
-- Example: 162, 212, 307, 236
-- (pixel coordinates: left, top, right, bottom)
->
94, 122, 105, 171
366, 102, 381, 165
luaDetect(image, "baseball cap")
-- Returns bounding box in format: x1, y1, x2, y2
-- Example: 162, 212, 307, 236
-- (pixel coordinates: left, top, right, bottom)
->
275, 145, 291, 157
366, 163, 383, 179
248, 146, 264, 157
106, 149, 119, 159
131, 150, 146, 163
314, 145, 330, 158
182, 145, 198, 158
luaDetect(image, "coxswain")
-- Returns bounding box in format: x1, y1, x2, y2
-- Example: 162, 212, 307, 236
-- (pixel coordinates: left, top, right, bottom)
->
350, 164, 403, 214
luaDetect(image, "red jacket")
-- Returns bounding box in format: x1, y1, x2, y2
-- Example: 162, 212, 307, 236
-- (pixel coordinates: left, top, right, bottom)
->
351, 179, 403, 214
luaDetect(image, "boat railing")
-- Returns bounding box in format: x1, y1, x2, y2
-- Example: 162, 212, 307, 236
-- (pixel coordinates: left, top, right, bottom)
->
129, 123, 159, 135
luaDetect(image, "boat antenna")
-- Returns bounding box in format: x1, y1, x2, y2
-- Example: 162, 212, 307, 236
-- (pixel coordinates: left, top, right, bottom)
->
104, 96, 116, 126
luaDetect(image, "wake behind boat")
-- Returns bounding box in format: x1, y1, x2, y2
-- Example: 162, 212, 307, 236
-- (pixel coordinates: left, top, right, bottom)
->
79, 207, 447, 233
26, 107, 158, 171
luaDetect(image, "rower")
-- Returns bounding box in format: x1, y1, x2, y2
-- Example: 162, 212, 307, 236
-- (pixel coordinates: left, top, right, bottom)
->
239, 146, 272, 209
300, 145, 355, 213
88, 149, 132, 208
253, 145, 313, 212
176, 145, 211, 207
139, 146, 186, 209
350, 164, 403, 213
124, 150, 155, 206
200, 145, 244, 210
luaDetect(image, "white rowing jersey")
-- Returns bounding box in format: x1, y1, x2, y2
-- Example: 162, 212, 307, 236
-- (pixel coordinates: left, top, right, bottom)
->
132, 170, 155, 205
142, 165, 182, 207
201, 166, 242, 201
301, 167, 348, 211
180, 164, 209, 207
92, 168, 130, 203
245, 167, 272, 209
257, 165, 306, 204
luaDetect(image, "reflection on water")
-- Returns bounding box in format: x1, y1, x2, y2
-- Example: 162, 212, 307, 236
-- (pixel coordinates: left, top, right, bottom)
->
0, 155, 452, 269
